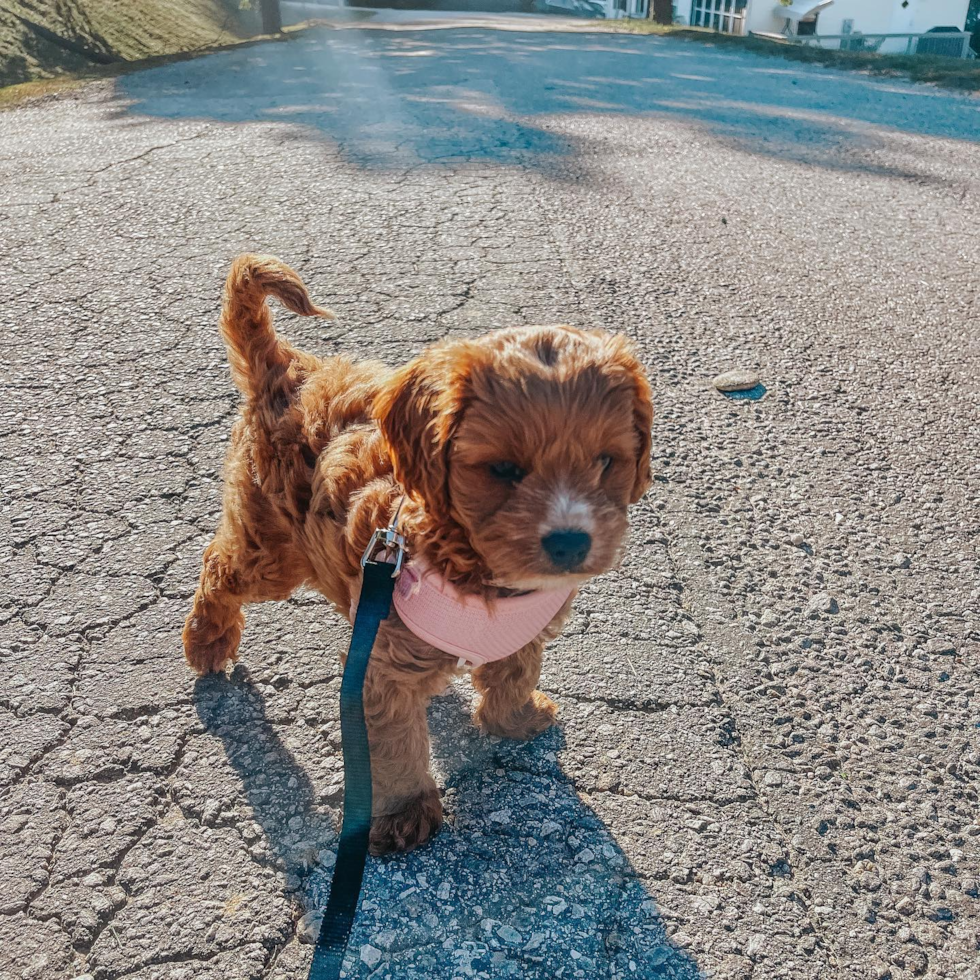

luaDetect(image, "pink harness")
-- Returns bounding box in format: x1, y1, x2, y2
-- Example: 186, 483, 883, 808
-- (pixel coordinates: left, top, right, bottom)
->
392, 559, 574, 668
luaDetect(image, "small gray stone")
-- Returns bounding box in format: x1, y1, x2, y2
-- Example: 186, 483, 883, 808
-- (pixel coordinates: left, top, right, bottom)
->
296, 910, 323, 944
712, 369, 761, 392
360, 944, 383, 967
807, 592, 839, 616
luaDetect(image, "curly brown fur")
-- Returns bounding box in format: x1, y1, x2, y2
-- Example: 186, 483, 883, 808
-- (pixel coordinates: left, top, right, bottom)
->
184, 254, 653, 853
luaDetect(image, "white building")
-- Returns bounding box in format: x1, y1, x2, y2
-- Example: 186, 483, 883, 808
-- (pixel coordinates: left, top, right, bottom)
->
683, 0, 971, 52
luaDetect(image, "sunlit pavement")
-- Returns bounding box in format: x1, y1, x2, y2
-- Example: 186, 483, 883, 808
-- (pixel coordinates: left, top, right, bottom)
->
2, 22, 979, 980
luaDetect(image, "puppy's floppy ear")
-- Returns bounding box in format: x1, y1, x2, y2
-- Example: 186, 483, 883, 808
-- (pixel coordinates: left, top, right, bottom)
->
373, 341, 481, 519
629, 369, 654, 503
607, 337, 653, 504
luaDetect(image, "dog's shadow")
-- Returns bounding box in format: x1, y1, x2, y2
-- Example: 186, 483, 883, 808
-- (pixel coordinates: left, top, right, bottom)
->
194, 674, 700, 979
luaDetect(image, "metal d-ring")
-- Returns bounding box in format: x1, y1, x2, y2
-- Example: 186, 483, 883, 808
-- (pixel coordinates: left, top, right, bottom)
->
360, 497, 407, 577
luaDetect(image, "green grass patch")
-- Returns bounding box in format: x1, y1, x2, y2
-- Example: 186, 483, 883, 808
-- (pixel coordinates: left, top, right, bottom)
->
610, 21, 980, 93
0, 3, 366, 111
0, 24, 324, 111
0, 75, 90, 110
0, 0, 258, 89
0, 1, 382, 110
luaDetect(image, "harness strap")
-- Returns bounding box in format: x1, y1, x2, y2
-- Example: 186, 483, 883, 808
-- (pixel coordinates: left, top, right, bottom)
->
308, 560, 395, 980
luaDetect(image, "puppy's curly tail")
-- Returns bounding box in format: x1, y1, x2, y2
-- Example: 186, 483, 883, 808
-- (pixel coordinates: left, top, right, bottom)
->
220, 254, 334, 395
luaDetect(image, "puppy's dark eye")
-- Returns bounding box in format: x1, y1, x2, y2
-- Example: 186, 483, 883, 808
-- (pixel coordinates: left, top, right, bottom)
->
489, 461, 527, 483
598, 455, 613, 472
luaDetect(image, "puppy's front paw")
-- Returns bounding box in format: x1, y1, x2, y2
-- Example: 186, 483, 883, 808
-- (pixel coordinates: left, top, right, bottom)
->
369, 789, 443, 855
475, 690, 558, 740
182, 611, 243, 675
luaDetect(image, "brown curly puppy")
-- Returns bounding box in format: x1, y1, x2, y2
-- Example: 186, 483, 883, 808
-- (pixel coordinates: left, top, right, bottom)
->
183, 254, 653, 854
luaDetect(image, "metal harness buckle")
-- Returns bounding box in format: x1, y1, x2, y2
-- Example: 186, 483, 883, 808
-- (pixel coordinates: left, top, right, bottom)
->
360, 499, 407, 578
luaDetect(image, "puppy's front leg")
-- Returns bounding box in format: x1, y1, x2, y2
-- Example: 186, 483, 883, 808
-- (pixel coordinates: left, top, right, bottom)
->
472, 639, 558, 740
363, 657, 444, 855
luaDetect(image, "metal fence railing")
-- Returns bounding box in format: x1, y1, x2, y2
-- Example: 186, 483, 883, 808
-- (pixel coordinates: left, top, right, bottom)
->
690, 1, 746, 36
750, 31, 974, 59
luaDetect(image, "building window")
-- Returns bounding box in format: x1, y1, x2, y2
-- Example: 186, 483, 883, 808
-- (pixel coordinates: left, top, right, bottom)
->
797, 14, 819, 35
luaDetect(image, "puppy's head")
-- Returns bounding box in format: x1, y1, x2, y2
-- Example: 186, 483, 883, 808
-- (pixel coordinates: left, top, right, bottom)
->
374, 326, 652, 590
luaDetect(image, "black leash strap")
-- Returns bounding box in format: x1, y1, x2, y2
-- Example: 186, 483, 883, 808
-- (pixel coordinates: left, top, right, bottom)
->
308, 559, 396, 980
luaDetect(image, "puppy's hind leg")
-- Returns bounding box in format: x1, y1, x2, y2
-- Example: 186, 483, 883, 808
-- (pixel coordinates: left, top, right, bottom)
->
183, 501, 310, 675
183, 533, 250, 675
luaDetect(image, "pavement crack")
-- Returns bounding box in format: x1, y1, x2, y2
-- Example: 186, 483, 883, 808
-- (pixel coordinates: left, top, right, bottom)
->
52, 131, 212, 203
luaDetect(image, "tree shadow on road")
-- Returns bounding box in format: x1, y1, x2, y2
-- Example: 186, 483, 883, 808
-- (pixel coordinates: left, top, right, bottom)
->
113, 27, 979, 183
194, 671, 700, 979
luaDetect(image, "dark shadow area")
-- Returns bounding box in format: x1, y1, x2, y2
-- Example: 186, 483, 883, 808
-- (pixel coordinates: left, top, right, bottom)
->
290, 0, 597, 16
194, 666, 340, 877
194, 672, 698, 978
114, 26, 980, 181
348, 0, 541, 10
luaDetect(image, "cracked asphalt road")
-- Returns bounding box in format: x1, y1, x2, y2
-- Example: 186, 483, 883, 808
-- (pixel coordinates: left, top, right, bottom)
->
2, 19, 980, 980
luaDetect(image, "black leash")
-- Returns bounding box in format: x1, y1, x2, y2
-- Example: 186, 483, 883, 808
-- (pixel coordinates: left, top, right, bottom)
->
308, 521, 404, 980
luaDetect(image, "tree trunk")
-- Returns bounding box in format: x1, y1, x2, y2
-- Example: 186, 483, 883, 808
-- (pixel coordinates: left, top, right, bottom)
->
651, 0, 672, 24
968, 0, 980, 54
968, 0, 980, 32
259, 0, 282, 34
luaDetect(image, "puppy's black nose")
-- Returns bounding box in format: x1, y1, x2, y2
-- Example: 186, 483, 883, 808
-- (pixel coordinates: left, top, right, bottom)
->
541, 529, 591, 570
